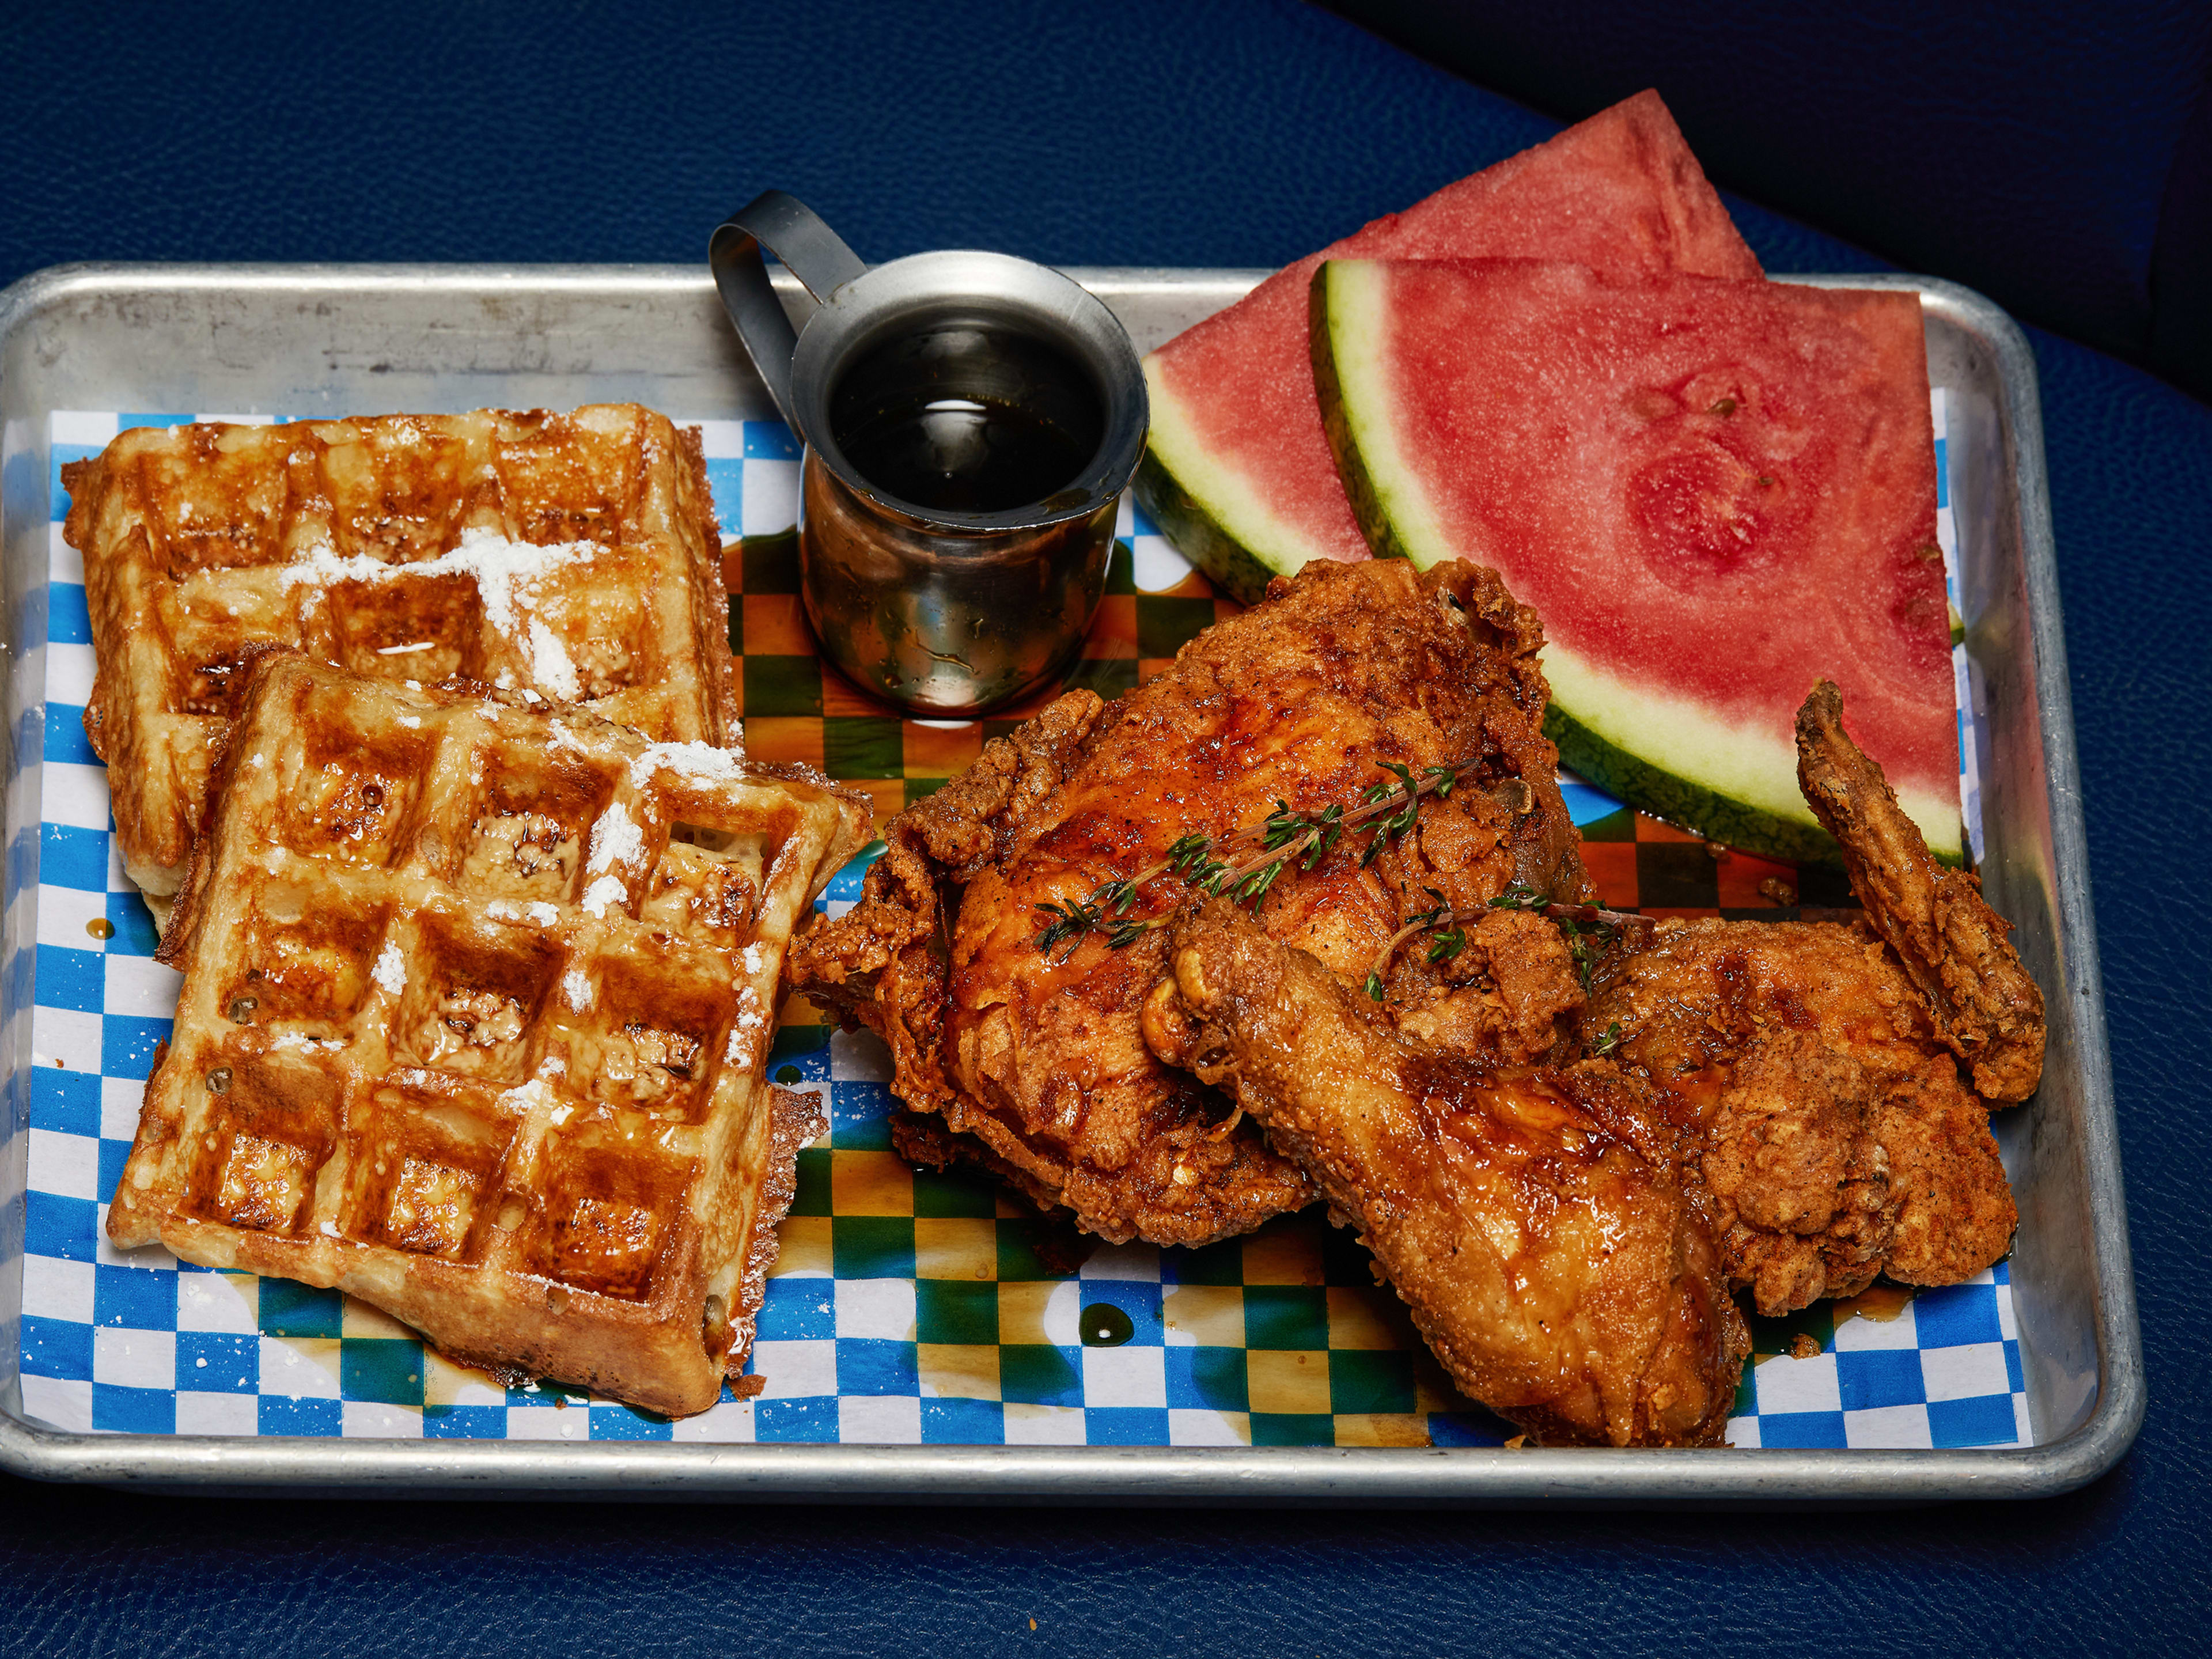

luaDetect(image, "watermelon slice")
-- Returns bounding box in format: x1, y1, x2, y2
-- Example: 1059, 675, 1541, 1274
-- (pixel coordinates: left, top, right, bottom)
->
1138, 90, 1762, 603
1311, 258, 1958, 863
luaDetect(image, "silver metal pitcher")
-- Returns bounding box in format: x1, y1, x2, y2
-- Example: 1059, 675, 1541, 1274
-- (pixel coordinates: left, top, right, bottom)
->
710, 191, 1147, 715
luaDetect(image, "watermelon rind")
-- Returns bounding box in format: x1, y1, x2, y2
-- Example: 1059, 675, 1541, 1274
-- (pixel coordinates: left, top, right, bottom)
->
1311, 261, 1428, 571
1542, 703, 1836, 864
1544, 683, 1963, 867
1312, 259, 1965, 868
1136, 360, 1313, 606
1131, 450, 1278, 608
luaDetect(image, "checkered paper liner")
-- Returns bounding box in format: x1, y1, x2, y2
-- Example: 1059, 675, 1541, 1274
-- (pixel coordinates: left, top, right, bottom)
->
9, 401, 2029, 1452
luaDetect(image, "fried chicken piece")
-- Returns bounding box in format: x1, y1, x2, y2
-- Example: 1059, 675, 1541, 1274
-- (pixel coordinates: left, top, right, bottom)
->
1389, 908, 1592, 1059
1702, 1028, 1892, 1315
790, 557, 1592, 1245
789, 685, 1103, 1123
1588, 919, 2017, 1313
1144, 900, 1745, 1448
1581, 681, 2035, 1315
1796, 680, 2045, 1100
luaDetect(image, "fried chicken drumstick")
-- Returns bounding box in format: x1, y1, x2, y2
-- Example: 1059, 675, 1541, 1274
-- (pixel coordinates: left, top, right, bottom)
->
1144, 899, 1747, 1448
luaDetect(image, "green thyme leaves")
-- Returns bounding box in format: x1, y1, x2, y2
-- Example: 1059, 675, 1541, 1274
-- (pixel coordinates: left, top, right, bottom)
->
1033, 755, 1482, 958
1367, 887, 1641, 1003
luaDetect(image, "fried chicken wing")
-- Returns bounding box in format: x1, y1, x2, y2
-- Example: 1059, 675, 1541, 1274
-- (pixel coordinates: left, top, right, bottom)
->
1144, 899, 1745, 1448
790, 558, 1592, 1245
1582, 681, 2036, 1315
1796, 681, 2045, 1100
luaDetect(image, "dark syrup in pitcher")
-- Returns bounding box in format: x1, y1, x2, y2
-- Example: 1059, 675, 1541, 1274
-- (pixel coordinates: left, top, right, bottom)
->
828, 324, 1105, 514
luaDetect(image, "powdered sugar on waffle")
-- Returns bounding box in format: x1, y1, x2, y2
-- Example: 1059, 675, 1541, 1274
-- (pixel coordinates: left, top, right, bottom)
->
372, 938, 407, 997
628, 741, 745, 788
580, 798, 645, 918
484, 899, 562, 927
728, 986, 768, 1059
522, 618, 581, 700
562, 968, 593, 1012
279, 527, 600, 698
498, 1076, 568, 1124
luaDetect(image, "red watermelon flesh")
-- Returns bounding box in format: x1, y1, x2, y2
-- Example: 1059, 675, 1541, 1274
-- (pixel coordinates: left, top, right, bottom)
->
1317, 258, 1956, 843
1142, 90, 1762, 595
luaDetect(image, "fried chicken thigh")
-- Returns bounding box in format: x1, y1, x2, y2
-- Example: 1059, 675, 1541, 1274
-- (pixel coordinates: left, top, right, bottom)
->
1583, 681, 2039, 1315
790, 558, 1592, 1245
1145, 899, 1746, 1448
1587, 920, 2019, 1315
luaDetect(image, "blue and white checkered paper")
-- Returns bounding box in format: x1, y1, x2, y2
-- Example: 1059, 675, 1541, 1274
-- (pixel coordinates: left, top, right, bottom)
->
10, 403, 2029, 1450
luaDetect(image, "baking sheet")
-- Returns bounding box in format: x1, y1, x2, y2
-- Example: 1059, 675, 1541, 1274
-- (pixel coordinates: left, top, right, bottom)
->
17, 397, 2027, 1452
0, 264, 2137, 1500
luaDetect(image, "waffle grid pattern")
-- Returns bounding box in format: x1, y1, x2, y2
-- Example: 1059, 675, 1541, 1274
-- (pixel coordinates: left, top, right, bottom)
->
97, 647, 860, 1417
58, 406, 733, 903
11, 406, 2031, 1449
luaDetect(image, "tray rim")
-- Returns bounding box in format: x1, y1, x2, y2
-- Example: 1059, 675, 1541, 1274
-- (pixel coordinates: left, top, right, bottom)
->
0, 260, 2142, 1503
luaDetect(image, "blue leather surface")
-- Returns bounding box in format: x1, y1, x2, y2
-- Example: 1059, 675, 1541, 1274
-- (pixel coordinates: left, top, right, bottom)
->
2, 1, 2206, 1651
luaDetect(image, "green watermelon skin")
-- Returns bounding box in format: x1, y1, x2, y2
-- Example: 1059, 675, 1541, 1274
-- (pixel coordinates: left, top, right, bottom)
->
1138, 90, 1761, 605
1130, 445, 1285, 607
1312, 256, 1960, 865
1541, 704, 1847, 866
1312, 301, 1414, 570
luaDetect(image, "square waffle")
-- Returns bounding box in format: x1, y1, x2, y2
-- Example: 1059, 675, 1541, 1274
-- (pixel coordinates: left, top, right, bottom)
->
62, 404, 737, 910
105, 654, 871, 1416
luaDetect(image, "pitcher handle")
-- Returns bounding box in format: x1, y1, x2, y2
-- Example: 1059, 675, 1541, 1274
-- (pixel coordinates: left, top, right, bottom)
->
709, 191, 868, 433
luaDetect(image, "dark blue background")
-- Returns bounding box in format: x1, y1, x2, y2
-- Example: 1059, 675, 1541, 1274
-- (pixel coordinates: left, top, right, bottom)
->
3, 2, 2207, 1652
1315, 0, 2212, 399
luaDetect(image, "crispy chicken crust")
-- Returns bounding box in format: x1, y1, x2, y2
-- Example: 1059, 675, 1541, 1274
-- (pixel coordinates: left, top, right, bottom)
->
787, 558, 1591, 1245
1145, 899, 1746, 1448
1796, 681, 2046, 1101
1138, 679, 2041, 1439
1582, 681, 2037, 1315
1586, 919, 2018, 1315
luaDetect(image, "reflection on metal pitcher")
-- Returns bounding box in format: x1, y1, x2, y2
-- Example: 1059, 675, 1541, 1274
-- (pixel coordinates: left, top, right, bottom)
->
710, 190, 1147, 714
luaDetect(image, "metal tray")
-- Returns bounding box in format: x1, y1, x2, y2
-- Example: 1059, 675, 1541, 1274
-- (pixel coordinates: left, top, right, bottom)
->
0, 263, 2141, 1502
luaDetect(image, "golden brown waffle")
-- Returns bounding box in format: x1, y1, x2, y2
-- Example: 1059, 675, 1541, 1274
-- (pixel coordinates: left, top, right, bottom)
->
62, 404, 737, 908
105, 654, 870, 1416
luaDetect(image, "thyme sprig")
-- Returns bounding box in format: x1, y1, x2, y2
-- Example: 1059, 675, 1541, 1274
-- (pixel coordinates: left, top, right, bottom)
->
1492, 885, 1643, 993
1033, 756, 1481, 960
1362, 882, 1643, 1000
